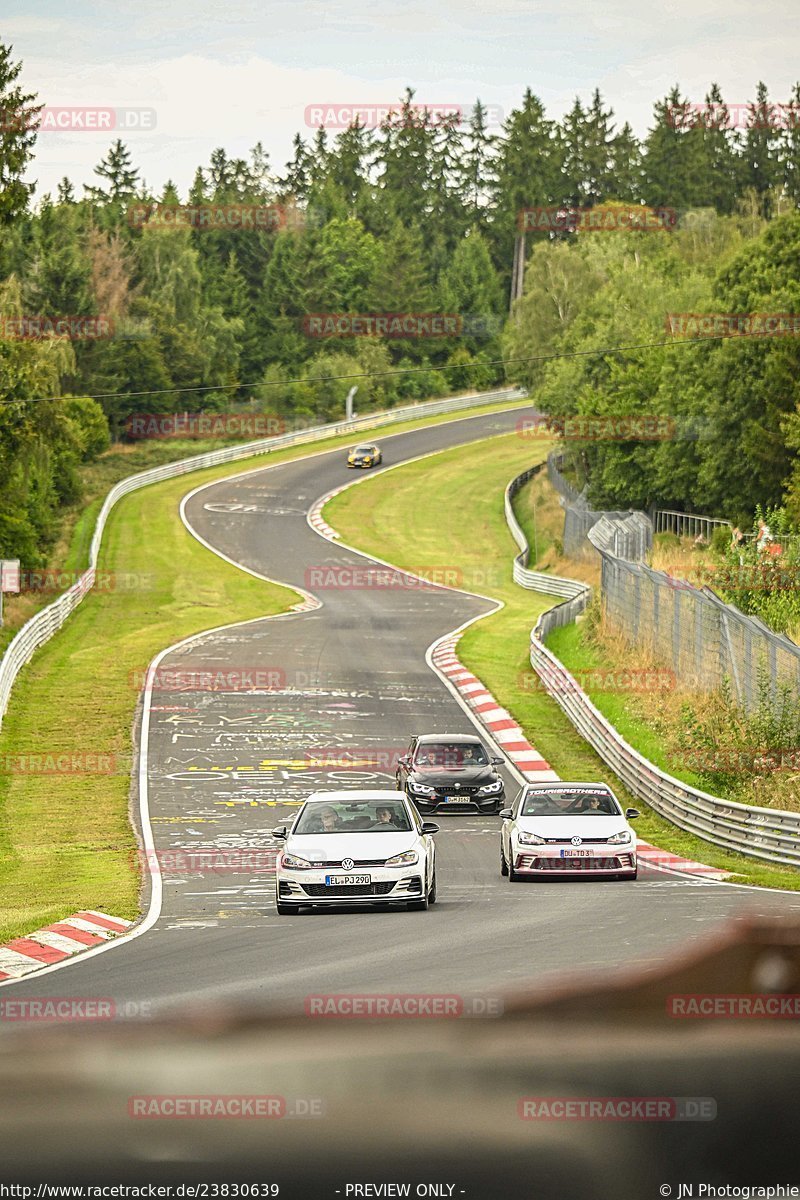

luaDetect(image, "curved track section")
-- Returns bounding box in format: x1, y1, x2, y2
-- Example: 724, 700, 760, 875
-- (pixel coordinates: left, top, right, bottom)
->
4, 406, 800, 1016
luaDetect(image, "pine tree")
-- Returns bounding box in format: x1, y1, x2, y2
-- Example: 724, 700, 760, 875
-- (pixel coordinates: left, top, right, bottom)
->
742, 82, 783, 217
85, 139, 140, 205
0, 42, 40, 224
24, 196, 92, 315
279, 134, 314, 203
375, 89, 443, 235
459, 101, 495, 224
57, 177, 75, 205
782, 82, 800, 205
609, 122, 643, 201
487, 89, 564, 289
698, 84, 740, 214
642, 87, 707, 209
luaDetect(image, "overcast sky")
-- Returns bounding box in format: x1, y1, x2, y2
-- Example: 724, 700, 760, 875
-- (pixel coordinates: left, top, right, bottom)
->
2, 0, 799, 200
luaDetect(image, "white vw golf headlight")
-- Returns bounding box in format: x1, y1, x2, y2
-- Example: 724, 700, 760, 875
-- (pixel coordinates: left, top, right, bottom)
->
282, 852, 313, 869
607, 830, 632, 845
385, 850, 419, 867
517, 830, 546, 845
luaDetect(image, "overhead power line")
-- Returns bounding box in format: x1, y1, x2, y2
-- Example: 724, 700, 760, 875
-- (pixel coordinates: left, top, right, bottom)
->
0, 334, 734, 407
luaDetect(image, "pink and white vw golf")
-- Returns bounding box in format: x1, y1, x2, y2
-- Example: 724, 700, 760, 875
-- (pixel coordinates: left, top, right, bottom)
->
500, 782, 639, 881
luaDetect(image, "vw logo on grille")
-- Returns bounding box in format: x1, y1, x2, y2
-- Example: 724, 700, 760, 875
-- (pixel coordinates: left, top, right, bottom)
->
341, 858, 355, 870
571, 836, 582, 846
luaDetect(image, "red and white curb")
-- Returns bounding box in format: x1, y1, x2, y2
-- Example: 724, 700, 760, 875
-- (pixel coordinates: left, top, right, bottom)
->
431, 634, 558, 782
308, 488, 343, 541
0, 911, 132, 980
290, 596, 319, 613
635, 844, 729, 878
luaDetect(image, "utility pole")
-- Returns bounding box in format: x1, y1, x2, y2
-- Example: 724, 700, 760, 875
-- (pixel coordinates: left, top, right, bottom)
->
509, 232, 527, 316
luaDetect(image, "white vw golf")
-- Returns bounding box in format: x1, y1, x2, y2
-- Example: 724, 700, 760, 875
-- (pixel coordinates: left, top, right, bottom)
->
273, 790, 439, 913
500, 782, 639, 881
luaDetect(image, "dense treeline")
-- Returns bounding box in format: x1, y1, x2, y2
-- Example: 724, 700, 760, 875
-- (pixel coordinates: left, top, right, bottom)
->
508, 208, 800, 525
2, 36, 800, 565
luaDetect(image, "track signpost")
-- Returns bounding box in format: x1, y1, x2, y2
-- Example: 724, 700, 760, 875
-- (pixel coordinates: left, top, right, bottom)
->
0, 559, 21, 627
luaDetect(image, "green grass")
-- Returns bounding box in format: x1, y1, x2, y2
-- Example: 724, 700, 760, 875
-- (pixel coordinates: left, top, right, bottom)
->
0, 396, 531, 657
326, 433, 800, 891
0, 394, 533, 941
545, 623, 712, 791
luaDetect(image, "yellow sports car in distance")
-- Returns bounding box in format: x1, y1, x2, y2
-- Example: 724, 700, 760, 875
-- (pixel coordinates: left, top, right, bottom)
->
347, 443, 383, 468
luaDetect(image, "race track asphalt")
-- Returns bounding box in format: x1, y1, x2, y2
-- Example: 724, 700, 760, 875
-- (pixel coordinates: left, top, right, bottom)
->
6, 403, 800, 1017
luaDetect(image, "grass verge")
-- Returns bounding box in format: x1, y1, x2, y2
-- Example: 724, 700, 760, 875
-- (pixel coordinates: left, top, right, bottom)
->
325, 433, 800, 891
0, 395, 532, 942
0, 394, 531, 656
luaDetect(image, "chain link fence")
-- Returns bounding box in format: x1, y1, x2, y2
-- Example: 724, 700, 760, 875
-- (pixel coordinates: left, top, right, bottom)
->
600, 554, 800, 708
548, 455, 652, 561
547, 451, 800, 710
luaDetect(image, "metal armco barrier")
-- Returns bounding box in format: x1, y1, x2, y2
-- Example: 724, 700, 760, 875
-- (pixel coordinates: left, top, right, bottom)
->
504, 463, 590, 603
0, 387, 525, 730
505, 460, 800, 868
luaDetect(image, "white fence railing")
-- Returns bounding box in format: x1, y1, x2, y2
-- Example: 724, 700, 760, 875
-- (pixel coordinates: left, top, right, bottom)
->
0, 387, 525, 730
505, 459, 800, 868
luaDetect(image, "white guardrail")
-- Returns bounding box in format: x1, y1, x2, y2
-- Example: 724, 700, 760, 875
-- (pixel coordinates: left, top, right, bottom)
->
505, 461, 800, 869
0, 387, 526, 730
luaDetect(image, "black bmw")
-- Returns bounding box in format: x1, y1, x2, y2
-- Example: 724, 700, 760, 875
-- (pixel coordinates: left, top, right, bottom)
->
396, 733, 506, 814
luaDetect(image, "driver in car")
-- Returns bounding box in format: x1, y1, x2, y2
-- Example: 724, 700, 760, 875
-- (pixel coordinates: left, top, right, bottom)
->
566, 794, 607, 813
370, 805, 399, 829
320, 806, 343, 831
